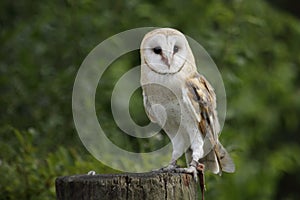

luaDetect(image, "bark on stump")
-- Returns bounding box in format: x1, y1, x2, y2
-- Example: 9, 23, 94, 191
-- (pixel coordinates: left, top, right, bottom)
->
55, 172, 198, 200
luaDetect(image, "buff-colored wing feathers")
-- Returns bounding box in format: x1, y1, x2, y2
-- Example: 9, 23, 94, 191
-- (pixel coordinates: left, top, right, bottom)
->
185, 74, 219, 141
184, 73, 235, 174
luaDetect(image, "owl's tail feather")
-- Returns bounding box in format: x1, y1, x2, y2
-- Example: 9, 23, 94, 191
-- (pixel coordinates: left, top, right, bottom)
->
199, 143, 235, 175
200, 150, 220, 175
215, 142, 235, 174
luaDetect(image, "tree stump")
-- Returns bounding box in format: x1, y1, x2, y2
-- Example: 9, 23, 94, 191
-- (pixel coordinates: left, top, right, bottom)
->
55, 172, 198, 200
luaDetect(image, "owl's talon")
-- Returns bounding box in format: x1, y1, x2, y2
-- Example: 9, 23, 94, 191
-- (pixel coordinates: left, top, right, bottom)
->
87, 170, 96, 175
175, 166, 199, 181
152, 162, 179, 172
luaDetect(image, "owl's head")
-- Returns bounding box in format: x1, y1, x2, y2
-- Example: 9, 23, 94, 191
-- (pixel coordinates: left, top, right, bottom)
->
140, 28, 196, 75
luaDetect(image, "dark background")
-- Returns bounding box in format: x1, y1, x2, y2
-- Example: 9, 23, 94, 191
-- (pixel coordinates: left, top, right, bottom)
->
1, 0, 300, 199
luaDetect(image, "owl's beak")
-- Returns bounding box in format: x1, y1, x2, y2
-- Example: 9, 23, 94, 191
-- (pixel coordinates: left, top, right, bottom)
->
162, 53, 171, 69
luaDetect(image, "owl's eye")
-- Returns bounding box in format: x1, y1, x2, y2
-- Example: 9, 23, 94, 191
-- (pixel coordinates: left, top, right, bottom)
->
153, 46, 162, 55
173, 45, 179, 54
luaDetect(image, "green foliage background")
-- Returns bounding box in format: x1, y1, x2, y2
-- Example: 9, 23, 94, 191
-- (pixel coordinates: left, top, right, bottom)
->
1, 0, 300, 199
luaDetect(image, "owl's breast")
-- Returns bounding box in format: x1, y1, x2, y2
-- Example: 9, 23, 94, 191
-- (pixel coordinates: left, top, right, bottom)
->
142, 81, 184, 131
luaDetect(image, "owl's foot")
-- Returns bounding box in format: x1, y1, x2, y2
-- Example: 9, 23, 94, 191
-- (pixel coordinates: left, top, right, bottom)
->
174, 160, 205, 182
87, 170, 96, 175
175, 166, 199, 181
175, 161, 206, 199
152, 161, 179, 172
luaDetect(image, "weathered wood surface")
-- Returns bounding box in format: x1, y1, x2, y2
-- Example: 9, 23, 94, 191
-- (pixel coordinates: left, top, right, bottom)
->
55, 172, 198, 200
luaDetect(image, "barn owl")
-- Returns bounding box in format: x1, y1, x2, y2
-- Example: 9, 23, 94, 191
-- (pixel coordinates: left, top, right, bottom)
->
140, 28, 235, 180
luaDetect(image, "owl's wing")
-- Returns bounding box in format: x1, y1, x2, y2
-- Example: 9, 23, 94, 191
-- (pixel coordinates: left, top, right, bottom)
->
183, 73, 220, 141
183, 73, 235, 174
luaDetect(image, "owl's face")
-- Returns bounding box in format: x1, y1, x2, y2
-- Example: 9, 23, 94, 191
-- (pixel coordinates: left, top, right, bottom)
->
141, 28, 190, 75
